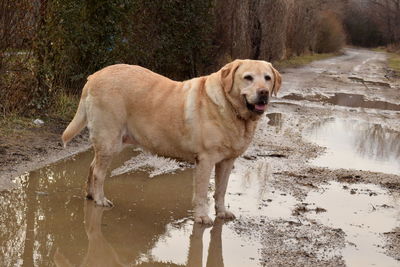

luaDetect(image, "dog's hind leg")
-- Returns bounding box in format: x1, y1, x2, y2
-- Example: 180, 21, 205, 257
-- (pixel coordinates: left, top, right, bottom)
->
85, 97, 126, 207
87, 127, 124, 207
90, 145, 116, 207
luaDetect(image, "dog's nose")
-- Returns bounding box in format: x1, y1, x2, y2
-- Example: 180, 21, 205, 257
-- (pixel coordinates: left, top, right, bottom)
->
257, 89, 269, 104
258, 89, 269, 96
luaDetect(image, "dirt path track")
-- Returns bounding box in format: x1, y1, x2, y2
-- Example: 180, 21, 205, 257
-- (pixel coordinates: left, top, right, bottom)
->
0, 48, 399, 266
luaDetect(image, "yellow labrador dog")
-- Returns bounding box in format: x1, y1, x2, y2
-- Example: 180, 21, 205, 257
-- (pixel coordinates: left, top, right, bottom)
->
62, 59, 281, 224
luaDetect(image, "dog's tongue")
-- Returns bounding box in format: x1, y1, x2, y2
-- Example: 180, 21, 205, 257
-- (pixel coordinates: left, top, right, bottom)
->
255, 104, 266, 111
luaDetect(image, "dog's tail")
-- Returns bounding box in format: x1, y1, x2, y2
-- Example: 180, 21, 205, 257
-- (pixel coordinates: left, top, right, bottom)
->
61, 84, 89, 148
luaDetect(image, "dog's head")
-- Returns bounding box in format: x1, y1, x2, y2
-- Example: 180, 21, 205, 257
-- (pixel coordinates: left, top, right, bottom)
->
220, 59, 281, 120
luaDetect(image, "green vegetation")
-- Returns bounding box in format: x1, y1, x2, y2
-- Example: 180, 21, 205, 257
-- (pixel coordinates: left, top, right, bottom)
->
373, 46, 400, 76
274, 53, 337, 69
387, 53, 400, 75
34, 0, 215, 95
0, 114, 34, 137
48, 92, 79, 121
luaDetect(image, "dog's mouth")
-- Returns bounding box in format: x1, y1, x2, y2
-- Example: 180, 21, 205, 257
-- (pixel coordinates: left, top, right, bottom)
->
244, 96, 268, 115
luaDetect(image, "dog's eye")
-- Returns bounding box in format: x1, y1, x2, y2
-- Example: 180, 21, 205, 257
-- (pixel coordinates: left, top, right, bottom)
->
264, 75, 271, 81
244, 75, 253, 81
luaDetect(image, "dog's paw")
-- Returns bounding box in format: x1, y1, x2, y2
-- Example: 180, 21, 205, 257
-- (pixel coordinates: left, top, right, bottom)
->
194, 215, 214, 225
94, 197, 114, 208
216, 210, 236, 220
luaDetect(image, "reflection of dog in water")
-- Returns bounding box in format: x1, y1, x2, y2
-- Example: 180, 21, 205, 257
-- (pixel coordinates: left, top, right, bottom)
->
187, 219, 225, 267
53, 201, 226, 267
53, 201, 125, 267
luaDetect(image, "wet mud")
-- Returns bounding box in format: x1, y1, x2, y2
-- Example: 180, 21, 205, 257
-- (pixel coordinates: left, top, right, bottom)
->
1, 48, 400, 266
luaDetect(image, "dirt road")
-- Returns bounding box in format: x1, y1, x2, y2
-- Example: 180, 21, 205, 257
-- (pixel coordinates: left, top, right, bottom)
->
0, 48, 399, 266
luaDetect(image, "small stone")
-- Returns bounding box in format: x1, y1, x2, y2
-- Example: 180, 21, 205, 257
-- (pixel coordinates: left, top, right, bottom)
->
33, 119, 44, 126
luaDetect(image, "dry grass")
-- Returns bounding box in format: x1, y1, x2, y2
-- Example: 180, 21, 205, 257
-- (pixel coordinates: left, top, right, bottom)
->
0, 92, 78, 138
48, 92, 79, 121
0, 114, 34, 137
374, 46, 400, 76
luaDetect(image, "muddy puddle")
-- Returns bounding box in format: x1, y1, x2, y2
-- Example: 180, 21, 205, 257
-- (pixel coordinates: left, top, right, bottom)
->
303, 118, 400, 174
1, 147, 399, 266
305, 181, 400, 267
0, 149, 296, 267
282, 93, 400, 111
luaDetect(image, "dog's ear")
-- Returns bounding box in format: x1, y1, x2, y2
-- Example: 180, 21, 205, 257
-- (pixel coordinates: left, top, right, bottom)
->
220, 60, 241, 93
270, 64, 282, 96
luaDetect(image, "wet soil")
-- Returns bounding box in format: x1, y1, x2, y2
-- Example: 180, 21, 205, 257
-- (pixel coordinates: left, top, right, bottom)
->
0, 118, 90, 189
1, 48, 400, 266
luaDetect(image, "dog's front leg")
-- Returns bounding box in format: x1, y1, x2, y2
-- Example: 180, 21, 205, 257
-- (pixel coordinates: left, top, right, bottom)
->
214, 158, 236, 219
193, 157, 214, 225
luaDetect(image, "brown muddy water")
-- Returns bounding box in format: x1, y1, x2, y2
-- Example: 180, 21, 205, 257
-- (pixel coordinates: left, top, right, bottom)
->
1, 146, 399, 266
303, 118, 400, 175
305, 181, 400, 267
0, 149, 293, 267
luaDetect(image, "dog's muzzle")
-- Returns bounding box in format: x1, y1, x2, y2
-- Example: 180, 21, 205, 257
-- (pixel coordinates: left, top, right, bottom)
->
245, 94, 269, 115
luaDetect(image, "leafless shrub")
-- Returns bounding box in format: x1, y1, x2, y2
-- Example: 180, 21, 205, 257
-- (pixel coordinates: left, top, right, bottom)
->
253, 0, 289, 61
213, 0, 253, 66
315, 11, 346, 53
214, 0, 289, 63
345, 0, 400, 47
286, 0, 319, 56
387, 43, 400, 53
369, 0, 400, 44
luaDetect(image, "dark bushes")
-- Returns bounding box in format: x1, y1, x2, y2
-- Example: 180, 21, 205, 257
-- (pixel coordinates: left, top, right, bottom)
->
35, 0, 131, 95
119, 0, 215, 80
0, 0, 37, 115
286, 0, 320, 56
344, 1, 386, 47
344, 0, 400, 47
34, 0, 216, 92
